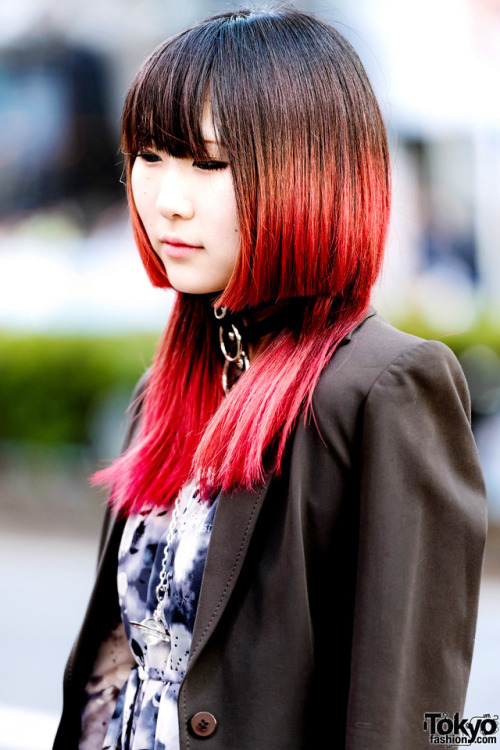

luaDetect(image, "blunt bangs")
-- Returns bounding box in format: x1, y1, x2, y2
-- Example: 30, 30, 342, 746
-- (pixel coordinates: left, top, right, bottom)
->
122, 22, 228, 165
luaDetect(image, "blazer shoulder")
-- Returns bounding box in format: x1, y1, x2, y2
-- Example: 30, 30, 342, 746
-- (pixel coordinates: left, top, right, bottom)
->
314, 313, 421, 400
311, 312, 469, 440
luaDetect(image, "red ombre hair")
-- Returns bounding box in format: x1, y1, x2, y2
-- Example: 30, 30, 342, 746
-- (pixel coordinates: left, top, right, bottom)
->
94, 8, 391, 513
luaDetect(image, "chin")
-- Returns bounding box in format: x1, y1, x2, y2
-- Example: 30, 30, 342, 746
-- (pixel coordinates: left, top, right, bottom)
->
166, 277, 225, 296
163, 269, 228, 297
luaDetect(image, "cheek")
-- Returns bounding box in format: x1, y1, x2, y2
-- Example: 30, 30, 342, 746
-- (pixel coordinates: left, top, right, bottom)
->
130, 166, 152, 225
221, 226, 240, 285
217, 180, 240, 247
219, 207, 240, 268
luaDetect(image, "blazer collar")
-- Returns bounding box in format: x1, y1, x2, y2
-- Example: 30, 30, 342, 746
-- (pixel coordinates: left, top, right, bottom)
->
339, 304, 377, 346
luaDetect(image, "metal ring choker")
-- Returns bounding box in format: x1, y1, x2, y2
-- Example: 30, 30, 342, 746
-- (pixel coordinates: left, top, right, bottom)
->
214, 306, 250, 394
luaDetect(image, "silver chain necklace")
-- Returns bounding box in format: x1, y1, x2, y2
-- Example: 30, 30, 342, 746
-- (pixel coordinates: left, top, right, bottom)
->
129, 488, 198, 646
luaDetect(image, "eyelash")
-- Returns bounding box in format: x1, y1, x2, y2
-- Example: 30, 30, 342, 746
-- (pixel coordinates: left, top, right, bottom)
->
135, 152, 228, 171
192, 160, 229, 172
136, 152, 161, 163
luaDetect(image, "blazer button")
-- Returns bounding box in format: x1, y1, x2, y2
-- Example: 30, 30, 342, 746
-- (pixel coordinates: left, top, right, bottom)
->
189, 711, 217, 738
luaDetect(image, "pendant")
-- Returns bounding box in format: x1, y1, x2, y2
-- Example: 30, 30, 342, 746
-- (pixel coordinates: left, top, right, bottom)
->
130, 617, 170, 645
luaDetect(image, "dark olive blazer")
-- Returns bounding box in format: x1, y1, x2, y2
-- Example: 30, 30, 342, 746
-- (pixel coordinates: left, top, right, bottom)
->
53, 311, 487, 749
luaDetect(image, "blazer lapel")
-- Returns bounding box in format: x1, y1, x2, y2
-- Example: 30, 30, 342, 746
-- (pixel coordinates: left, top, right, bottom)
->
187, 476, 273, 668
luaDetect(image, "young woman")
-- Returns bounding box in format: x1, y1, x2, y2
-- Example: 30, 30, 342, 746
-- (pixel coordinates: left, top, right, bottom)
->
53, 8, 487, 750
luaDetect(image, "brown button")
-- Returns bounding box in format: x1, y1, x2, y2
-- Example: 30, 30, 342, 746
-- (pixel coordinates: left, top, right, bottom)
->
189, 711, 217, 738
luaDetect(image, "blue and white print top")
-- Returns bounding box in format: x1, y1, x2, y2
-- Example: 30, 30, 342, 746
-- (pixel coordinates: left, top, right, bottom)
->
102, 481, 219, 750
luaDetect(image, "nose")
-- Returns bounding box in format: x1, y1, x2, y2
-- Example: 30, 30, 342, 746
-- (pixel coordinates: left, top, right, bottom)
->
156, 160, 194, 220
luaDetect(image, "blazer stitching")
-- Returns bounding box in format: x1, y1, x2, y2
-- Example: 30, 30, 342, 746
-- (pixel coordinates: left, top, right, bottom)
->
189, 491, 263, 657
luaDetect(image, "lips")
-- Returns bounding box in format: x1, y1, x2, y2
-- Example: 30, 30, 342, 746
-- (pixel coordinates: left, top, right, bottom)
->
160, 236, 203, 259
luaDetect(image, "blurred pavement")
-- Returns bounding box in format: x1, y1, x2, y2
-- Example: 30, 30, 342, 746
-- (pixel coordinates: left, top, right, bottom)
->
0, 529, 97, 750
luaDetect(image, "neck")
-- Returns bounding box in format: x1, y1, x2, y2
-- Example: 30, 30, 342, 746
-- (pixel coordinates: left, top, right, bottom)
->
241, 299, 305, 358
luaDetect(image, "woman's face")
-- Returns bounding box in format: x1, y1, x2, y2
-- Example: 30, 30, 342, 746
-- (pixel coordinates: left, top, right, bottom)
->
131, 110, 240, 295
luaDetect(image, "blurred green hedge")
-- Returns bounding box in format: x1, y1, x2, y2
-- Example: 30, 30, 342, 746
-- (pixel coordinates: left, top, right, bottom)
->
391, 314, 500, 356
1, 316, 499, 449
0, 331, 157, 448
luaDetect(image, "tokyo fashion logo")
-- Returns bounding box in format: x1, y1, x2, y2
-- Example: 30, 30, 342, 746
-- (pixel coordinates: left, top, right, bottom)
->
423, 712, 499, 746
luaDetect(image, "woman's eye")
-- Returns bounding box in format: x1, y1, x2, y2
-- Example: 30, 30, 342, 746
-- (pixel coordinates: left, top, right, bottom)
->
192, 160, 229, 171
137, 152, 161, 163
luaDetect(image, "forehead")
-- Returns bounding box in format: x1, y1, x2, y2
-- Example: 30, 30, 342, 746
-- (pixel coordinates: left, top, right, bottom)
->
200, 105, 219, 144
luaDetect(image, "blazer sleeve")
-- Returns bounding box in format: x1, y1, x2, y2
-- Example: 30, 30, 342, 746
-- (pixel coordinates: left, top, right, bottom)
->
345, 339, 487, 749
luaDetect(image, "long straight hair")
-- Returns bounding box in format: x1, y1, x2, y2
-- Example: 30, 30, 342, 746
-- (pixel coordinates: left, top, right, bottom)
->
94, 8, 391, 514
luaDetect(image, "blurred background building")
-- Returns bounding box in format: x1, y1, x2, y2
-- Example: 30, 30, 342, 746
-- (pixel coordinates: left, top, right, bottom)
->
0, 0, 499, 747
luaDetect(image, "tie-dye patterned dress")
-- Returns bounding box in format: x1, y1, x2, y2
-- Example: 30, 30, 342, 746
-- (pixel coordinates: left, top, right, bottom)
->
80, 482, 218, 750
